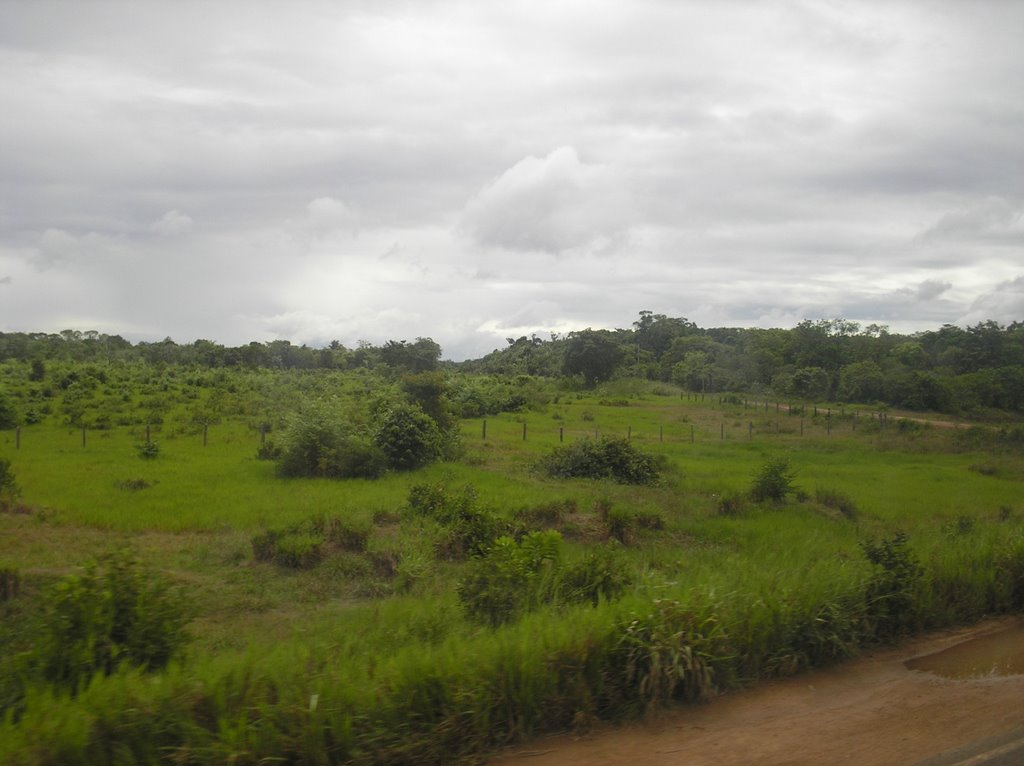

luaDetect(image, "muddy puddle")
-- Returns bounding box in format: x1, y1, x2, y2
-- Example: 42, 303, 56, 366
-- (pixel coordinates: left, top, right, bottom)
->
905, 623, 1024, 679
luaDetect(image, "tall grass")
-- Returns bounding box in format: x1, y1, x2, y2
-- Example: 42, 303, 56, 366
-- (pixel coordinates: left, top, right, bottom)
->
3, 389, 1024, 763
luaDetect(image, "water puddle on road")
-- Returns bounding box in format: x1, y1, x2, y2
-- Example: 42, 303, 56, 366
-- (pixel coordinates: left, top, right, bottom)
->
905, 624, 1024, 679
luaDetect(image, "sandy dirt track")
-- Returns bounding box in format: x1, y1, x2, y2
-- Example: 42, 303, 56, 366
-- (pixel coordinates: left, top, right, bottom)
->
489, 618, 1024, 766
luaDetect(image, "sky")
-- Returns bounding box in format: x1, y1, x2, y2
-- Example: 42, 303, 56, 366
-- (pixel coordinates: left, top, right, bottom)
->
1, 0, 1022, 360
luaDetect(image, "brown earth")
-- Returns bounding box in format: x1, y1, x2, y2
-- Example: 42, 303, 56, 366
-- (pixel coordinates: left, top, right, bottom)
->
489, 618, 1024, 766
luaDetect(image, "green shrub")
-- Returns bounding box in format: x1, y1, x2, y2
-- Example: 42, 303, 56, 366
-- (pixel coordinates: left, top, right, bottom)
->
815, 487, 857, 519
606, 507, 637, 544
252, 527, 323, 569
31, 550, 190, 693
861, 531, 923, 640
252, 515, 372, 568
536, 437, 663, 485
271, 532, 325, 569
559, 546, 631, 606
256, 440, 282, 460
941, 514, 976, 537
277, 403, 386, 479
323, 517, 370, 553
0, 458, 19, 505
374, 403, 443, 471
457, 531, 562, 627
136, 441, 159, 460
750, 456, 797, 503
716, 492, 747, 516
616, 598, 727, 709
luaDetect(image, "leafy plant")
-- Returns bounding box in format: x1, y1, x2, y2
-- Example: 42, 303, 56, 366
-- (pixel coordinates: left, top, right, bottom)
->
815, 487, 857, 519
536, 437, 663, 485
374, 402, 443, 471
861, 531, 923, 640
457, 531, 562, 626
617, 598, 728, 709
136, 441, 160, 459
0, 458, 19, 505
559, 546, 631, 606
277, 403, 387, 479
31, 550, 190, 693
750, 456, 797, 503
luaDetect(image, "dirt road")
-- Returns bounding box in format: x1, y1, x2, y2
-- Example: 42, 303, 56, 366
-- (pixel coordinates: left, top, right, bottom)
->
489, 618, 1024, 766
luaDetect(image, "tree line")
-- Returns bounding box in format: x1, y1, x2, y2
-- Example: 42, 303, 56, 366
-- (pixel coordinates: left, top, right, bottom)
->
2, 312, 1024, 416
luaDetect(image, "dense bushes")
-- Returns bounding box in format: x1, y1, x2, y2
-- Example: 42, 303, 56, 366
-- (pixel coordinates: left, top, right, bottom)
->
457, 529, 632, 626
374, 403, 445, 470
274, 397, 457, 479
252, 515, 370, 568
4, 551, 191, 705
275, 403, 387, 479
536, 437, 663, 484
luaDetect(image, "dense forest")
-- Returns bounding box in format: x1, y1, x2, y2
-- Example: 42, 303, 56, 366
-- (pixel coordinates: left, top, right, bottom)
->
2, 312, 1024, 419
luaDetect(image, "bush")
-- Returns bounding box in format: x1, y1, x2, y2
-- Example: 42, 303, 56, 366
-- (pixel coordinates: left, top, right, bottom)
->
606, 507, 636, 544
815, 487, 857, 519
136, 441, 160, 459
616, 598, 727, 709
536, 437, 663, 485
750, 456, 796, 503
252, 528, 324, 568
861, 531, 923, 640
716, 492, 747, 516
457, 531, 562, 627
559, 546, 631, 606
277, 404, 385, 479
252, 515, 372, 568
0, 458, 19, 505
31, 550, 190, 693
374, 403, 443, 471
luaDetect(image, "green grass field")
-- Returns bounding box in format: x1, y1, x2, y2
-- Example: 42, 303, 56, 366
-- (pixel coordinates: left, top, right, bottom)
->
2, 382, 1023, 764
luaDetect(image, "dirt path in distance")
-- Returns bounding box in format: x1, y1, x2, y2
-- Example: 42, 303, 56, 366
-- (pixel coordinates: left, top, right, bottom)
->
489, 618, 1024, 766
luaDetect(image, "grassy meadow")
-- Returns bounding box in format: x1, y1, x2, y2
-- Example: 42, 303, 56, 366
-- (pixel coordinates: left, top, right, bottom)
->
2, 375, 1024, 764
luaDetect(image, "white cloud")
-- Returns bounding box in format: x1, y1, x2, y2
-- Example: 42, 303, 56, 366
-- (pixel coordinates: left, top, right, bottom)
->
151, 211, 193, 236
959, 276, 1024, 327
920, 197, 1024, 244
2, 1, 1023, 357
306, 197, 356, 233
34, 228, 81, 269
461, 147, 628, 253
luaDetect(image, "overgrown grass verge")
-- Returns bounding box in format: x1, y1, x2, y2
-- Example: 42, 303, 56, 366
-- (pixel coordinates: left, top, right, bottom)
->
4, 529, 1024, 765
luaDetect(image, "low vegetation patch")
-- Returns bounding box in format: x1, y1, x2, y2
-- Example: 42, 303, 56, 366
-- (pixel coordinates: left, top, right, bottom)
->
536, 436, 663, 485
750, 456, 797, 503
252, 515, 372, 568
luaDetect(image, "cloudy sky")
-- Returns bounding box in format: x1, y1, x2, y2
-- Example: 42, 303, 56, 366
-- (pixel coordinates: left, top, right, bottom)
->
1, 1, 1022, 359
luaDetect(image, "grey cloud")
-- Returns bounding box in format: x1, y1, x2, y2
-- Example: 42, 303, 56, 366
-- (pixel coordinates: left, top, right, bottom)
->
461, 147, 628, 253
959, 276, 1024, 327
0, 276, 11, 285
151, 211, 193, 236
3, 1, 1024, 358
914, 279, 953, 301
920, 197, 1023, 244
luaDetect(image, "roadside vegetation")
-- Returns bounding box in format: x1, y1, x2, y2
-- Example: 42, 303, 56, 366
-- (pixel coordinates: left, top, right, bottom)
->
1, 318, 1024, 764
